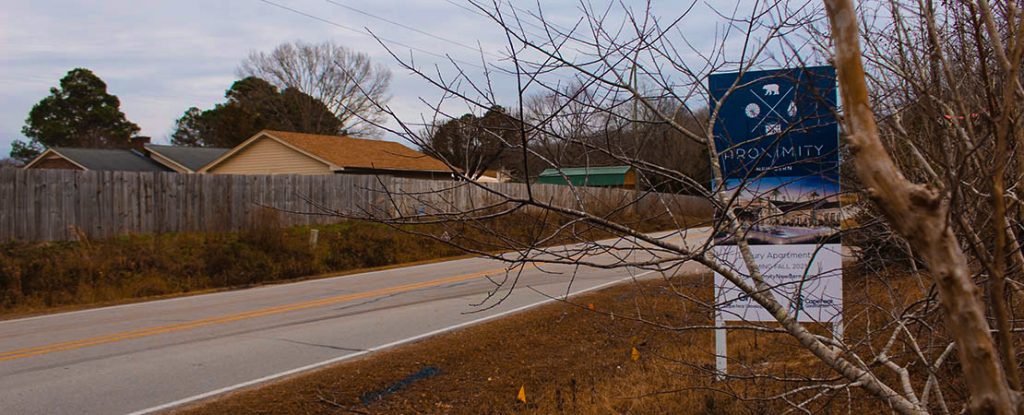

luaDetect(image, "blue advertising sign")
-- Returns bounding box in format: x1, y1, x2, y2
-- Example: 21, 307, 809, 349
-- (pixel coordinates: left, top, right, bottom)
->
709, 66, 839, 180
708, 66, 843, 325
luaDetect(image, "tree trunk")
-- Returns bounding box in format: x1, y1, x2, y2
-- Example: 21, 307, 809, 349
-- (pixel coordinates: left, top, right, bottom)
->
823, 0, 1019, 413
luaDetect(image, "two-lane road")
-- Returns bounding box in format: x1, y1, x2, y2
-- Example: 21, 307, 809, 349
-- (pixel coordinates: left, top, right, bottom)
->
0, 229, 708, 414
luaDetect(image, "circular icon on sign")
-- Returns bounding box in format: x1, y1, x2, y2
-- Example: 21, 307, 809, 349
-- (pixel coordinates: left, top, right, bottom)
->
744, 103, 760, 118
787, 101, 797, 117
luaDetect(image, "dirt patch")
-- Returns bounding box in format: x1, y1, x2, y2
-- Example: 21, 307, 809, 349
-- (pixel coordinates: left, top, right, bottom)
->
173, 270, 941, 414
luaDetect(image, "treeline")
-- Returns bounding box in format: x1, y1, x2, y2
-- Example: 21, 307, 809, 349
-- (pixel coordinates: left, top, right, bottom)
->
418, 85, 711, 194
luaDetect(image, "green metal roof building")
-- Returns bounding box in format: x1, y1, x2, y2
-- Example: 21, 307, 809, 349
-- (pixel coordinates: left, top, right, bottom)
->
535, 166, 636, 188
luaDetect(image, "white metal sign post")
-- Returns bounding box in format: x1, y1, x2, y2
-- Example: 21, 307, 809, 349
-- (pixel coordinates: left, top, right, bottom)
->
708, 66, 842, 379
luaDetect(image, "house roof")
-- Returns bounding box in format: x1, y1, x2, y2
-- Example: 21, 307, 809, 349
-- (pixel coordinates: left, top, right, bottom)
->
203, 130, 451, 173
536, 165, 633, 186
30, 148, 170, 172
144, 144, 230, 172
538, 166, 632, 177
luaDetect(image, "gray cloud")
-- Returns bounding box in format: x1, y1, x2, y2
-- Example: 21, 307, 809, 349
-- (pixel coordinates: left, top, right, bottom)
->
1, 0, 533, 152
0, 0, 753, 156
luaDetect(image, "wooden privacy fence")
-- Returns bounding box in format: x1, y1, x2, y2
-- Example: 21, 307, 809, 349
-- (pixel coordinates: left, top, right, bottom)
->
0, 169, 712, 242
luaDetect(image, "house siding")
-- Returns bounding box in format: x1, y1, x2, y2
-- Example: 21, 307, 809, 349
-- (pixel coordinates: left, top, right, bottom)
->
207, 137, 331, 175
623, 170, 637, 188
28, 156, 83, 171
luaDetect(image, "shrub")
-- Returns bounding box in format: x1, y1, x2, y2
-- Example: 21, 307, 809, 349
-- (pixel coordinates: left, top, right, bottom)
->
0, 211, 687, 315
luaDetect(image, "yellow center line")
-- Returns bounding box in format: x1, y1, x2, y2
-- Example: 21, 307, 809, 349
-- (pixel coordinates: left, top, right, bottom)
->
0, 267, 506, 362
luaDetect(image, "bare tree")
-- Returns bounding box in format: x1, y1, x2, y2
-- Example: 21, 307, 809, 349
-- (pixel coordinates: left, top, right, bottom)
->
523, 81, 710, 192
313, 1, 1024, 413
239, 40, 392, 137
824, 0, 1024, 413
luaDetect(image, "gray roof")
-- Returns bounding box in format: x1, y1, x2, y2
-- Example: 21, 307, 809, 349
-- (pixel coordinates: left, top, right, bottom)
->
145, 144, 230, 172
51, 148, 170, 172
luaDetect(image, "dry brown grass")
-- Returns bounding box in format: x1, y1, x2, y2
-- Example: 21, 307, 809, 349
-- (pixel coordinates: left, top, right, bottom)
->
0, 210, 705, 317
0, 220, 461, 316
175, 268, 962, 415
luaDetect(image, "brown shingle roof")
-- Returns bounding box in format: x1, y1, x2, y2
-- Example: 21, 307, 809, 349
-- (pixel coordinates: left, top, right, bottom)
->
263, 130, 450, 173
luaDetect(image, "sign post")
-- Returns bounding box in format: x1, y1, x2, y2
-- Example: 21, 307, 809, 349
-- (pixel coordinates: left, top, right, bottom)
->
708, 66, 841, 378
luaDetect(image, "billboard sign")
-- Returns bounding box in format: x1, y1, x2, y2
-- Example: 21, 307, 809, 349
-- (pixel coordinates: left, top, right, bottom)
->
708, 66, 842, 324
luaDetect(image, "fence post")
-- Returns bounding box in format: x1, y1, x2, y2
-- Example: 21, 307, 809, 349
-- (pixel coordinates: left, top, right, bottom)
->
309, 228, 320, 250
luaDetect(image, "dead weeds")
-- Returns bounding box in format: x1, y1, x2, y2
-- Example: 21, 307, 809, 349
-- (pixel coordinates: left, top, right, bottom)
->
175, 270, 952, 415
0, 210, 703, 316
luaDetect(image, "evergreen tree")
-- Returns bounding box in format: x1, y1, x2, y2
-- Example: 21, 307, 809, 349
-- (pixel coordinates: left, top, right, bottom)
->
11, 68, 140, 162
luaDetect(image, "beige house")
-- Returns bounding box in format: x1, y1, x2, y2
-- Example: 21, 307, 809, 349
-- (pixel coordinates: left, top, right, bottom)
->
199, 130, 453, 179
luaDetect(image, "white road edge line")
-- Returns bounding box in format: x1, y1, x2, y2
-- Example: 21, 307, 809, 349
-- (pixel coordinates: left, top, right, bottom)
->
124, 269, 657, 415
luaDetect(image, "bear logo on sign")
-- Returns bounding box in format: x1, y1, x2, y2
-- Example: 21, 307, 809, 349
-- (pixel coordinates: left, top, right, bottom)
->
762, 84, 780, 95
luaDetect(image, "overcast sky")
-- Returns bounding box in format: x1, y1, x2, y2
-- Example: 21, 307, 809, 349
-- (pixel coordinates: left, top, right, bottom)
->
0, 1, 791, 157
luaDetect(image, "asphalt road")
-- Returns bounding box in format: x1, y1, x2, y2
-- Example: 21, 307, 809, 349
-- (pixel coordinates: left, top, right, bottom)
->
0, 229, 709, 415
